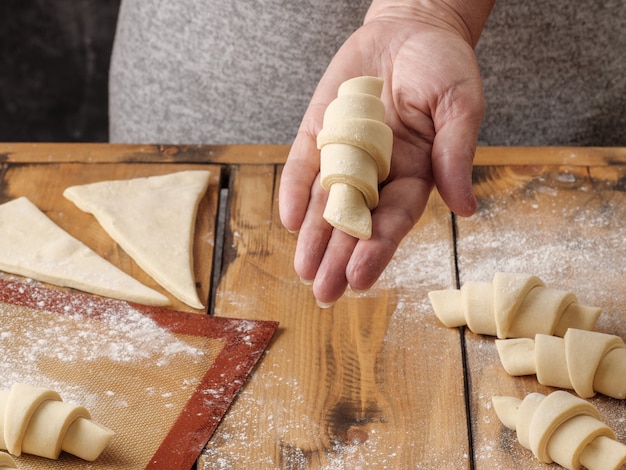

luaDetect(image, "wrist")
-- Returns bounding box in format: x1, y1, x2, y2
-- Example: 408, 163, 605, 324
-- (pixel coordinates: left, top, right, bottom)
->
364, 0, 495, 47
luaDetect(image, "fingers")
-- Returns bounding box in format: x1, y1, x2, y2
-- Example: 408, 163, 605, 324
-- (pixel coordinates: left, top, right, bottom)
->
296, 171, 434, 307
430, 77, 484, 217
293, 175, 332, 282
278, 131, 320, 232
311, 229, 358, 306
292, 176, 355, 306
346, 174, 433, 291
278, 60, 357, 233
431, 124, 478, 217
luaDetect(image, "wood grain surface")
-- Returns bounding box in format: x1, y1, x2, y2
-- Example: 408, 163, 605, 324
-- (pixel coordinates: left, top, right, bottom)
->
2, 143, 626, 166
458, 164, 626, 469
202, 164, 468, 469
1, 144, 625, 469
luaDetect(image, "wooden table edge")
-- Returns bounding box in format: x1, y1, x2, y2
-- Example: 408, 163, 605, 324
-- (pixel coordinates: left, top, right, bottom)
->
1, 143, 625, 166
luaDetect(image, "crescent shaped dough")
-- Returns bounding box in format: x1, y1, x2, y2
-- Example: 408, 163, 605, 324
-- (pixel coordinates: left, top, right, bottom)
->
0, 452, 16, 469
428, 273, 600, 339
316, 76, 393, 240
21, 400, 91, 459
0, 384, 114, 461
565, 328, 625, 399
493, 391, 626, 470
496, 329, 626, 399
3, 384, 61, 456
461, 281, 495, 336
0, 197, 170, 306
492, 273, 544, 339
320, 144, 379, 209
64, 170, 211, 309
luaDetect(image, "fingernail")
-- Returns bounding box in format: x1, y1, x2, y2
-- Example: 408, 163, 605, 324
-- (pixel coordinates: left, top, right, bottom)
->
300, 277, 313, 286
316, 300, 335, 309
349, 284, 370, 294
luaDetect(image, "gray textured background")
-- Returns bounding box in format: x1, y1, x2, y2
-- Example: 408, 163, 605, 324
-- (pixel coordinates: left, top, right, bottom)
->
476, 0, 625, 146
0, 0, 623, 145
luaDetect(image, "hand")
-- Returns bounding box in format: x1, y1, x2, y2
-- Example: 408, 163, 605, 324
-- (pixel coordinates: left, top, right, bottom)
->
279, 3, 490, 307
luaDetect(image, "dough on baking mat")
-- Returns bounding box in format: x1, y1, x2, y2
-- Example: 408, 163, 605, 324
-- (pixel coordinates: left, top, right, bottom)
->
0, 197, 169, 306
0, 383, 114, 461
64, 170, 211, 309
0, 451, 16, 469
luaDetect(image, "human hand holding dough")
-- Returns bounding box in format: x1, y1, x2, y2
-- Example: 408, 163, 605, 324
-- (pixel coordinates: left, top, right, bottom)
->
496, 328, 626, 399
316, 76, 393, 239
428, 273, 600, 338
0, 383, 114, 461
492, 391, 626, 470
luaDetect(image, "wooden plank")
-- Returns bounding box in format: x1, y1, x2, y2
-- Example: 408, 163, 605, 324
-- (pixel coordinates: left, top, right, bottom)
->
473, 146, 626, 166
0, 162, 221, 312
1, 143, 625, 167
0, 143, 290, 165
455, 164, 626, 468
203, 166, 468, 468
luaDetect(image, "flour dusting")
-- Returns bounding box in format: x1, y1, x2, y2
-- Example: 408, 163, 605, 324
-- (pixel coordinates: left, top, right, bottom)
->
457, 184, 626, 327
345, 220, 456, 329
0, 281, 206, 404
460, 174, 626, 468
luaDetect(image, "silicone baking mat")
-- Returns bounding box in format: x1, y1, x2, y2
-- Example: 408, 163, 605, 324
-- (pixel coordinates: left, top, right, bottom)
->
0, 278, 278, 469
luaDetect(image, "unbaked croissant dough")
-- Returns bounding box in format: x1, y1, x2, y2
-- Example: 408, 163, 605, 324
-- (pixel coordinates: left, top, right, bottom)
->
316, 76, 393, 239
496, 328, 626, 399
0, 383, 114, 461
64, 170, 211, 309
0, 452, 16, 469
492, 391, 626, 470
0, 197, 170, 306
428, 273, 600, 339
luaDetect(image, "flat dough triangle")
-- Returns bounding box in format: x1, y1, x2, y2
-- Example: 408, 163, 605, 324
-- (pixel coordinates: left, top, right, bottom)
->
0, 197, 170, 306
64, 170, 211, 309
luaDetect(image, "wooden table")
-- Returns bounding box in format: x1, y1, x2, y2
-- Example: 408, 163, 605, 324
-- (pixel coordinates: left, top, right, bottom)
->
1, 143, 625, 469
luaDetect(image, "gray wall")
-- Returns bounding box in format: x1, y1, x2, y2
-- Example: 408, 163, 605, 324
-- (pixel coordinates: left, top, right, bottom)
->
1, 1, 623, 145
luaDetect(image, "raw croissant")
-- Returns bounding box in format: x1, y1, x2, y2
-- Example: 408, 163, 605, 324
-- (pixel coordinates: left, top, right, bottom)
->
0, 452, 15, 469
496, 328, 626, 399
0, 383, 114, 461
317, 76, 393, 239
428, 273, 600, 339
492, 391, 626, 470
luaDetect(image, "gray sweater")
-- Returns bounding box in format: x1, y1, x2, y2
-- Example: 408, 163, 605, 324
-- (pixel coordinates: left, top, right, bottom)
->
109, 0, 625, 146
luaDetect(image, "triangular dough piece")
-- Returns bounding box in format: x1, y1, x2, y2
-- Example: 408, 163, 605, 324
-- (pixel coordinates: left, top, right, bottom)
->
63, 171, 211, 309
0, 197, 170, 306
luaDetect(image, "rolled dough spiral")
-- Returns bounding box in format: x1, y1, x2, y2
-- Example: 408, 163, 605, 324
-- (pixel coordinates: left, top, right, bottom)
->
428, 272, 600, 339
0, 383, 114, 461
0, 452, 16, 469
492, 391, 626, 470
496, 328, 626, 399
316, 76, 393, 239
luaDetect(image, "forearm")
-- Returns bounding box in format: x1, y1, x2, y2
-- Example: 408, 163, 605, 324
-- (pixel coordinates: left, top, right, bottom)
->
364, 0, 495, 47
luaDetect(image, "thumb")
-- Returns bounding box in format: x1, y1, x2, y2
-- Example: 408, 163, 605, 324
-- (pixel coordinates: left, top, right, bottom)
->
431, 91, 484, 216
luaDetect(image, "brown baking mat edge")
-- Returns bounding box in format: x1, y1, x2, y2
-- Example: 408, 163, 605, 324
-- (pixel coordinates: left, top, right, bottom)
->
0, 279, 279, 470
141, 309, 278, 469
